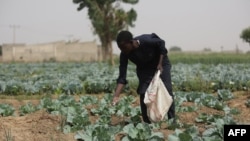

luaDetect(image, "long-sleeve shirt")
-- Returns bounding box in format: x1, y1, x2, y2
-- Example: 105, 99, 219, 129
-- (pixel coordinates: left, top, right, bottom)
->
116, 33, 171, 94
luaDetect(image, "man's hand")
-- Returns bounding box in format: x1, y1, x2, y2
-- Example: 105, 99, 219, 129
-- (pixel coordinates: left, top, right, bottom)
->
112, 96, 119, 106
112, 83, 124, 105
157, 54, 164, 73
157, 64, 163, 73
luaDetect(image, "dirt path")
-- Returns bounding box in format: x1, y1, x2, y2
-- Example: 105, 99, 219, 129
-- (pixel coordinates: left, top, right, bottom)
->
0, 110, 75, 141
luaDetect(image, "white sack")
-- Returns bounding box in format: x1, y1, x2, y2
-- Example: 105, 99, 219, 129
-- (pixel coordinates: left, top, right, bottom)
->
144, 70, 173, 122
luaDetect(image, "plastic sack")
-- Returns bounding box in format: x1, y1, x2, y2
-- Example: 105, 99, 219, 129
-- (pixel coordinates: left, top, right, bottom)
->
144, 70, 173, 122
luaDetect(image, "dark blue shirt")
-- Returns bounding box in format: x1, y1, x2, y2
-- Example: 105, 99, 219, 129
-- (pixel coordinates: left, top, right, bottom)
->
117, 33, 170, 94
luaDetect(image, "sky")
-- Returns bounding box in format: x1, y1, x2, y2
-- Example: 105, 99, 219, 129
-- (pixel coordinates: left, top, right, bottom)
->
0, 0, 250, 54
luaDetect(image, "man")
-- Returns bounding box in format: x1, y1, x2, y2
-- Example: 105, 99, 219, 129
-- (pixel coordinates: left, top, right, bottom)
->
112, 30, 175, 124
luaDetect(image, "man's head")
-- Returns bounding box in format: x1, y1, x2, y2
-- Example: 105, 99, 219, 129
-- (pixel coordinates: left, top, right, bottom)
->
116, 31, 134, 54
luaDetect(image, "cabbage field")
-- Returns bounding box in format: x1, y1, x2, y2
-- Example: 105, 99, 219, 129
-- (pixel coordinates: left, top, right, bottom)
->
0, 62, 249, 95
0, 61, 250, 141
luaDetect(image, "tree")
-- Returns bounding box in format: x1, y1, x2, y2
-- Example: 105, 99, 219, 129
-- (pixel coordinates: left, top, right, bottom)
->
0, 45, 2, 56
73, 0, 138, 65
169, 46, 182, 52
240, 26, 250, 47
203, 48, 211, 52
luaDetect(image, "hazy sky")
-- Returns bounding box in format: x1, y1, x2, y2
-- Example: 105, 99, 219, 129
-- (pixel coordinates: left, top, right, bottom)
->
1, 0, 250, 53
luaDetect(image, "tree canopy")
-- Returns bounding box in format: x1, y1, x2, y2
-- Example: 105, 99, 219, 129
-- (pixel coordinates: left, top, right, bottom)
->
73, 0, 139, 64
240, 26, 250, 46
169, 46, 182, 52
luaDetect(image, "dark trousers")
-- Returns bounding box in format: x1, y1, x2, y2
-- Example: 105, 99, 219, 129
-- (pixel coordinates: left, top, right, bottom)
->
138, 64, 175, 123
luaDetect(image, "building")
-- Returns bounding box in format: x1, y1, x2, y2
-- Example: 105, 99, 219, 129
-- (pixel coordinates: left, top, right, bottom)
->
0, 41, 101, 62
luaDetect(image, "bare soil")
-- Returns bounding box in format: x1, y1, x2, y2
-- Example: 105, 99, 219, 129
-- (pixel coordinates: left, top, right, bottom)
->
0, 91, 249, 141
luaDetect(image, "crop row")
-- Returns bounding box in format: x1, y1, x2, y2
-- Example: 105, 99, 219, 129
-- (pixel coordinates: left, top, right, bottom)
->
0, 62, 249, 95
1, 90, 249, 140
167, 52, 250, 64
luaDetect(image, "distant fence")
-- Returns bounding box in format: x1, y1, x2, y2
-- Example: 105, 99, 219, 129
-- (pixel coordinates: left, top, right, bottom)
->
1, 41, 101, 62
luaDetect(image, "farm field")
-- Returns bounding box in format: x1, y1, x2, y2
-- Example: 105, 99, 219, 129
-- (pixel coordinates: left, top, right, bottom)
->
0, 91, 249, 141
0, 59, 250, 141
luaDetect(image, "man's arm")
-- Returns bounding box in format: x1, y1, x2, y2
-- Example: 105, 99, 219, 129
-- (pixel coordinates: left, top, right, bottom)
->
112, 83, 124, 105
151, 33, 168, 55
157, 54, 164, 73
149, 33, 167, 73
112, 53, 128, 105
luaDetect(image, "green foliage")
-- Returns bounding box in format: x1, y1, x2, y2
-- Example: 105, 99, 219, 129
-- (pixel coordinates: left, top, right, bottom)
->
168, 126, 202, 141
200, 94, 225, 110
202, 116, 236, 141
5, 80, 24, 95
217, 89, 234, 101
0, 62, 250, 95
171, 63, 250, 92
75, 124, 121, 141
79, 95, 98, 106
169, 46, 182, 52
240, 26, 250, 46
169, 52, 250, 64
73, 0, 138, 62
121, 123, 165, 141
0, 90, 247, 140
245, 99, 250, 108
175, 91, 235, 112
169, 114, 236, 141
2, 61, 249, 140
195, 113, 224, 124
0, 104, 15, 116
178, 105, 198, 112
40, 94, 91, 132
3, 126, 14, 141
19, 102, 38, 116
